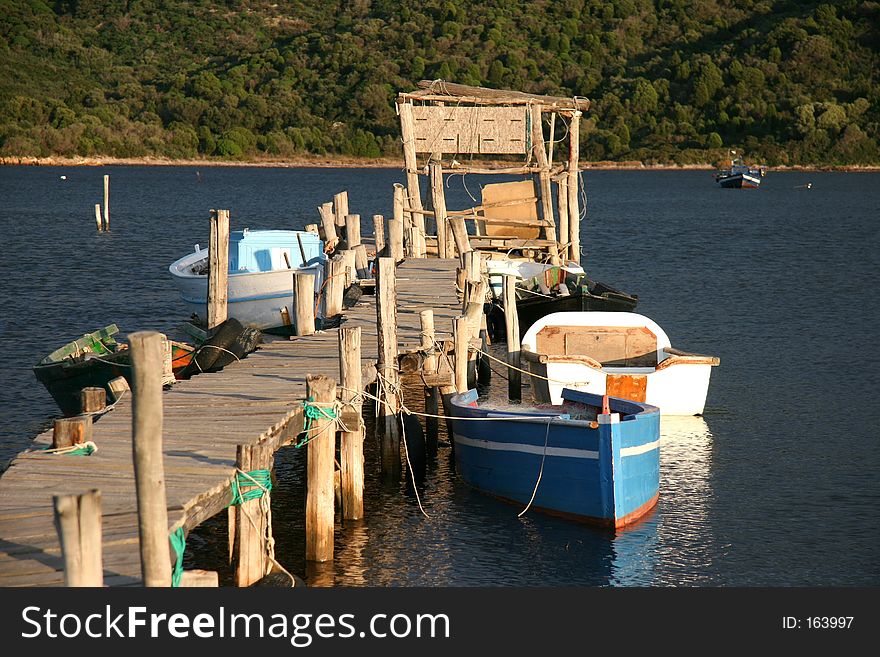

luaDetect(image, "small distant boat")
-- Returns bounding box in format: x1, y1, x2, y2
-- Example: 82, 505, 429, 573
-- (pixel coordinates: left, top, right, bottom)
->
34, 325, 195, 416
169, 229, 327, 334
448, 387, 660, 528
714, 151, 766, 188
485, 258, 638, 340
521, 312, 719, 415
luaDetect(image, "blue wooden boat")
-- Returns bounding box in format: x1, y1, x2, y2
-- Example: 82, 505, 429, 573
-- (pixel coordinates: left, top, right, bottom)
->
448, 388, 660, 528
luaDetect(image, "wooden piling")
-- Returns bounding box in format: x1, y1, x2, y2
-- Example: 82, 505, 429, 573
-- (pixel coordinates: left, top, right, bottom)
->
318, 202, 338, 249
376, 257, 401, 473
129, 331, 171, 587
372, 214, 385, 257
568, 111, 581, 263
103, 174, 109, 231
454, 316, 469, 393
420, 310, 439, 446
557, 176, 570, 262
80, 387, 106, 414
333, 191, 349, 236
398, 100, 424, 251
94, 204, 103, 232
530, 106, 559, 263
305, 223, 320, 235
449, 215, 471, 262
208, 209, 230, 331
503, 276, 521, 401
324, 255, 345, 317
233, 441, 273, 586
339, 249, 356, 289
53, 489, 103, 587
345, 214, 361, 250
389, 186, 405, 263
305, 374, 337, 562
52, 416, 93, 449
293, 272, 316, 336
338, 327, 364, 520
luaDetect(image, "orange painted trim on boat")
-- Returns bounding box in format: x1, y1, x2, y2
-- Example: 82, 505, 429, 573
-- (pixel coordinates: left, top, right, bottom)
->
614, 491, 660, 529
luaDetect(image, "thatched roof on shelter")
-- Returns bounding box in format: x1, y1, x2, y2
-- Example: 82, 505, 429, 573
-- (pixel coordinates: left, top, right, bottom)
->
399, 80, 590, 112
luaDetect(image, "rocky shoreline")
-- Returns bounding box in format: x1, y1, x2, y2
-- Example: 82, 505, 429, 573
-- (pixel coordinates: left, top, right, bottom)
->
2, 154, 878, 172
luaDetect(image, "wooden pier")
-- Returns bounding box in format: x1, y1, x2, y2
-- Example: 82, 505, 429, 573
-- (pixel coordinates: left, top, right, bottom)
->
0, 258, 461, 587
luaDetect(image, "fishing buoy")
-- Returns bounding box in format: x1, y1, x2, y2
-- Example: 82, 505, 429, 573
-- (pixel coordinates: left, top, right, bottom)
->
60, 175, 67, 180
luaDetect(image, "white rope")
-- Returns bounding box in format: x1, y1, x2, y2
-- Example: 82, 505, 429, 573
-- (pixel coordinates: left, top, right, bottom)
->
469, 344, 595, 387
517, 418, 552, 517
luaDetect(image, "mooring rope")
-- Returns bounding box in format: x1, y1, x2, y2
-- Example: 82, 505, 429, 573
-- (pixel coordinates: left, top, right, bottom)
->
517, 418, 553, 518
170, 527, 185, 588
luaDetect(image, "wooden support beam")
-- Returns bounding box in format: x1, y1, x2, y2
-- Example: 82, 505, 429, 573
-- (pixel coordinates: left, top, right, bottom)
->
53, 489, 103, 587
376, 257, 401, 474
530, 105, 560, 264
568, 111, 581, 263
503, 276, 522, 402
398, 100, 424, 243
429, 162, 450, 259
306, 374, 337, 562
389, 186, 405, 263
208, 209, 230, 331
293, 272, 316, 336
129, 331, 171, 587
234, 441, 273, 585
338, 327, 364, 520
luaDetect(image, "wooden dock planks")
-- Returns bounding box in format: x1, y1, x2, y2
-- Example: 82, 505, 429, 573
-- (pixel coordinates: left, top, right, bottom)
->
0, 259, 461, 587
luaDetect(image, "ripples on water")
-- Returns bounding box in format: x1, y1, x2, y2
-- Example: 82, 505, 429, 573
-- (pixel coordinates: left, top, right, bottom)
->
1, 167, 878, 586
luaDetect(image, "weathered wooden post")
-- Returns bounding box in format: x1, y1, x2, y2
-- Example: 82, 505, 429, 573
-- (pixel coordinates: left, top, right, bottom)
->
338, 327, 364, 520
208, 209, 230, 331
373, 214, 386, 257
430, 162, 450, 259
293, 272, 316, 336
420, 310, 439, 447
129, 331, 171, 587
449, 215, 471, 264
339, 249, 356, 289
103, 174, 110, 231
397, 99, 424, 248
52, 416, 93, 449
333, 191, 349, 238
306, 374, 337, 562
318, 202, 338, 250
503, 275, 522, 401
94, 204, 103, 232
557, 176, 570, 262
530, 105, 560, 264
53, 489, 103, 587
80, 387, 106, 414
568, 111, 581, 263
324, 255, 346, 317
346, 214, 369, 277
454, 316, 469, 394
376, 257, 401, 473
305, 223, 319, 235
233, 441, 273, 586
388, 187, 405, 263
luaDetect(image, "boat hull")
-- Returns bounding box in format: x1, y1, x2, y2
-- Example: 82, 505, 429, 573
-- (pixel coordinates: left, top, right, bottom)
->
716, 172, 761, 189
449, 389, 660, 528
34, 354, 130, 417
169, 248, 325, 333
516, 288, 638, 336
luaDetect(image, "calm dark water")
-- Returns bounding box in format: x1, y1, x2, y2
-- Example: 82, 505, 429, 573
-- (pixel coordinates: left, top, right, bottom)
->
1, 165, 878, 586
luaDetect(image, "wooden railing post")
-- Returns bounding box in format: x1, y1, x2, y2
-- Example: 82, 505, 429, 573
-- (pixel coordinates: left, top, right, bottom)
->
53, 489, 103, 587
376, 257, 401, 474
338, 327, 364, 520
306, 374, 337, 562
293, 272, 316, 336
129, 331, 171, 587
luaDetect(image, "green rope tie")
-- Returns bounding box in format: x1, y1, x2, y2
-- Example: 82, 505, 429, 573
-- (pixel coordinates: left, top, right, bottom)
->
170, 527, 185, 588
295, 397, 338, 448
228, 469, 272, 506
39, 443, 97, 456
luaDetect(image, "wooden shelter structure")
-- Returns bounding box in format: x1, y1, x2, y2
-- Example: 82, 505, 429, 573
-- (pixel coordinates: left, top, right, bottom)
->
396, 80, 589, 264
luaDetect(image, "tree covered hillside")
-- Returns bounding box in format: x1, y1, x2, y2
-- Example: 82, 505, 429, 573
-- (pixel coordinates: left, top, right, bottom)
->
1, 0, 878, 165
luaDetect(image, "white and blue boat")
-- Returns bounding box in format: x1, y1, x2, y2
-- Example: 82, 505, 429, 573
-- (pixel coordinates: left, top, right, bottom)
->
169, 229, 327, 334
448, 388, 660, 528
